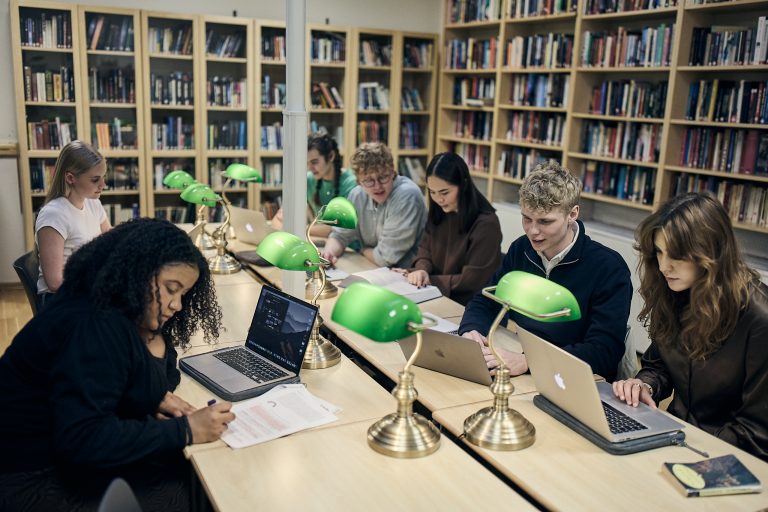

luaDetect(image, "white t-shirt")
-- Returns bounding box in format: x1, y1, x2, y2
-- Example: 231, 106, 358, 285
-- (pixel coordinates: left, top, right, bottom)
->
35, 197, 107, 293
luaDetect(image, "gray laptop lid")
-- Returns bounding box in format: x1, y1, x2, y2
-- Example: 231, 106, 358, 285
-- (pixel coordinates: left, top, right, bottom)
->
399, 330, 492, 385
518, 326, 683, 442
229, 206, 272, 245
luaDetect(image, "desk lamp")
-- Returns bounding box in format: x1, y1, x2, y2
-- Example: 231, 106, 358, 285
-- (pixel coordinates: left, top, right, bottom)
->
256, 230, 342, 369
463, 271, 581, 450
305, 196, 358, 301
163, 170, 214, 250
208, 163, 262, 274
332, 283, 441, 458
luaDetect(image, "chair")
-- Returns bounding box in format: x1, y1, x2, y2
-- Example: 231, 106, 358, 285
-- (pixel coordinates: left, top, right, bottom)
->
97, 478, 142, 512
12, 251, 41, 316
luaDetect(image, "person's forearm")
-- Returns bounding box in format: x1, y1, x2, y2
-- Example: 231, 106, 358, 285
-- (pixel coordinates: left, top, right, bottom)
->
362, 247, 377, 264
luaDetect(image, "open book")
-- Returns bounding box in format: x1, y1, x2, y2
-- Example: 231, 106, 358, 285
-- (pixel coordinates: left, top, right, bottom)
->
339, 267, 442, 304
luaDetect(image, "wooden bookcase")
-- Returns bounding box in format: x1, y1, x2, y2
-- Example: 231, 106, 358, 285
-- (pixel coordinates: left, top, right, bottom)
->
438, 0, 768, 238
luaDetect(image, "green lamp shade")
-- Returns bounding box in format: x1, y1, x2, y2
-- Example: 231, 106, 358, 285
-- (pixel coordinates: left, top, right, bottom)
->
163, 170, 196, 190
331, 283, 422, 342
495, 271, 581, 322
224, 163, 262, 183
180, 184, 219, 207
319, 197, 358, 229
256, 231, 321, 271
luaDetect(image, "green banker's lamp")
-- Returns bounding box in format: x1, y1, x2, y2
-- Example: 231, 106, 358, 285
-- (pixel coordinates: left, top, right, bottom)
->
256, 231, 342, 369
463, 271, 581, 450
163, 170, 214, 250
332, 283, 441, 458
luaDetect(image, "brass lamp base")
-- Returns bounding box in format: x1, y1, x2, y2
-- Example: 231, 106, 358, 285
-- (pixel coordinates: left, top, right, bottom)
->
193, 229, 215, 250
302, 316, 341, 369
305, 270, 338, 300
368, 370, 440, 458
208, 253, 241, 274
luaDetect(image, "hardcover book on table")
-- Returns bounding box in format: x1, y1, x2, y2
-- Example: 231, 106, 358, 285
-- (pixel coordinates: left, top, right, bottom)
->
662, 454, 762, 498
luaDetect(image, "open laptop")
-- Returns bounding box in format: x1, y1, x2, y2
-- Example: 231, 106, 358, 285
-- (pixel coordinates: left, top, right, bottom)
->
399, 330, 492, 385
518, 326, 684, 444
180, 285, 318, 401
229, 206, 272, 245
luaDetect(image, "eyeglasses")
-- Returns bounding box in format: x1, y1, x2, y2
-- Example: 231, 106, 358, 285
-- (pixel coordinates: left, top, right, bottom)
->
360, 174, 394, 188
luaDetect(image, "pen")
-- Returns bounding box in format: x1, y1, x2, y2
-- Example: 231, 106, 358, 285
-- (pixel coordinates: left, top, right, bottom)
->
207, 399, 216, 406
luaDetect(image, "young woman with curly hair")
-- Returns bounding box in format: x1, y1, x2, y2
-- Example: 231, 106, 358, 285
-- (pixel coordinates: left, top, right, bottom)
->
0, 218, 234, 510
613, 192, 768, 461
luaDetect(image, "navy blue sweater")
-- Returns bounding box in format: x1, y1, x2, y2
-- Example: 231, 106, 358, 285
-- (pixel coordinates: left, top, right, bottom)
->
459, 220, 632, 381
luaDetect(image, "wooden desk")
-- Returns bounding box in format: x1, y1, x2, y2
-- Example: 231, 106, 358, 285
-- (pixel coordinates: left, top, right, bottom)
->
434, 394, 768, 512
189, 282, 261, 345
191, 420, 536, 512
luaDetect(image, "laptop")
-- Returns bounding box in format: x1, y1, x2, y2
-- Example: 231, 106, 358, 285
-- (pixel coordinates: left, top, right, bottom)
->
229, 206, 272, 245
518, 326, 684, 445
180, 285, 318, 401
399, 330, 492, 385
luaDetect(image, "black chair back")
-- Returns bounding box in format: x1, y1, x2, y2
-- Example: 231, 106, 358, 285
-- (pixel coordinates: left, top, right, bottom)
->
12, 250, 41, 315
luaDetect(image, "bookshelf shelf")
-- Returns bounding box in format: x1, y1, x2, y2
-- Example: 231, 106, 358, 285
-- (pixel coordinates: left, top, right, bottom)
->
310, 62, 345, 68
358, 65, 392, 71
499, 104, 567, 113
261, 60, 286, 66
403, 67, 433, 73
27, 150, 61, 158
445, 20, 501, 30
496, 138, 564, 151
101, 189, 141, 196
207, 106, 247, 112
504, 13, 577, 23
441, 104, 495, 112
398, 148, 429, 156
469, 170, 490, 178
150, 104, 195, 110
439, 135, 493, 146
669, 120, 768, 130
24, 101, 77, 107
568, 152, 659, 168
676, 65, 768, 72
151, 149, 196, 157
87, 49, 134, 56
684, 0, 767, 12
495, 174, 523, 185
581, 6, 679, 21
205, 149, 249, 158
21, 46, 74, 54
100, 149, 140, 157
576, 67, 672, 73
580, 192, 654, 211
148, 52, 193, 60
502, 67, 571, 74
665, 165, 768, 183
572, 113, 665, 124
260, 150, 282, 157
89, 102, 137, 108
310, 108, 345, 114
443, 68, 499, 74
401, 110, 431, 115
260, 186, 282, 192
205, 56, 246, 63
732, 222, 768, 234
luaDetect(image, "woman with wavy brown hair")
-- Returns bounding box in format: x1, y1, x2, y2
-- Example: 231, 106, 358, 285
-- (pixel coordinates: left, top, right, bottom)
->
613, 192, 768, 461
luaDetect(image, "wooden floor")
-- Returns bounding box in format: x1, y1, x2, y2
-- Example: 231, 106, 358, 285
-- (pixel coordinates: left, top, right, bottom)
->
0, 287, 33, 356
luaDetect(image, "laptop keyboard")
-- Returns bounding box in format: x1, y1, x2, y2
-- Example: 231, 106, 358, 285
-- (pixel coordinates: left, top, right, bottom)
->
214, 348, 289, 383
602, 402, 648, 434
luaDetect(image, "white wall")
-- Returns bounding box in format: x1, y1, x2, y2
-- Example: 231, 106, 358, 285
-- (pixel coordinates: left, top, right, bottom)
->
0, 0, 443, 283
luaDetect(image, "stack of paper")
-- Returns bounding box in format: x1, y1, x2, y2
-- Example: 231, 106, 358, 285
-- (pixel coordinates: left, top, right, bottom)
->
339, 267, 442, 303
221, 384, 341, 449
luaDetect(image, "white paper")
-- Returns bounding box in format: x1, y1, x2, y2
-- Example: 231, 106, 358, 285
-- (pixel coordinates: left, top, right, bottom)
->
339, 267, 442, 303
428, 316, 460, 334
220, 385, 339, 449
324, 267, 349, 281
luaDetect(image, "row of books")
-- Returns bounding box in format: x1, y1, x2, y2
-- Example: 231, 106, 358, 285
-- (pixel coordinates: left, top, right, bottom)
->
358, 82, 390, 110
582, 0, 676, 15
403, 42, 434, 69
311, 82, 344, 109
581, 121, 661, 163
104, 160, 140, 190
206, 76, 247, 108
399, 121, 424, 150
261, 123, 284, 151
505, 111, 565, 147
150, 72, 193, 106
92, 119, 136, 150
260, 197, 282, 220
508, 0, 577, 18
30, 160, 55, 192
27, 118, 74, 151
454, 111, 493, 141
399, 157, 427, 186
581, 24, 675, 68
679, 128, 768, 175
688, 21, 768, 67
205, 30, 244, 58
311, 34, 345, 63
589, 80, 668, 119
672, 176, 768, 228
309, 123, 344, 147
445, 37, 498, 70
449, 141, 490, 172
505, 33, 574, 69
685, 80, 768, 124
20, 12, 72, 49
401, 87, 426, 112
23, 66, 76, 103
497, 148, 556, 179
261, 162, 283, 187
360, 39, 392, 66
261, 76, 286, 108
357, 120, 389, 144
147, 25, 193, 55
581, 161, 656, 204
151, 117, 194, 150
105, 203, 140, 225
207, 120, 247, 150
510, 74, 568, 108
154, 205, 193, 223
89, 67, 135, 104
448, 0, 503, 23
261, 30, 286, 61
86, 15, 134, 52
453, 77, 496, 106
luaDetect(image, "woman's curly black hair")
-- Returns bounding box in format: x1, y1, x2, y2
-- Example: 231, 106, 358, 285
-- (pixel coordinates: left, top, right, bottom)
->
58, 218, 223, 349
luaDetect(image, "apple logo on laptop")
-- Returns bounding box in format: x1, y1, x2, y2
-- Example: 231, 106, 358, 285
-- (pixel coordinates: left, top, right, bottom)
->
435, 349, 446, 358
554, 373, 566, 390
245, 223, 254, 233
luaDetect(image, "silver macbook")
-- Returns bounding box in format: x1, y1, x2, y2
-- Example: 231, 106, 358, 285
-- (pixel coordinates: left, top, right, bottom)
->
229, 206, 273, 245
518, 326, 684, 442
399, 330, 492, 385
180, 285, 318, 401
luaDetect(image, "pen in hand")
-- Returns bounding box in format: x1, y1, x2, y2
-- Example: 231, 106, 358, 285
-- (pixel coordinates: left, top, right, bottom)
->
207, 399, 217, 407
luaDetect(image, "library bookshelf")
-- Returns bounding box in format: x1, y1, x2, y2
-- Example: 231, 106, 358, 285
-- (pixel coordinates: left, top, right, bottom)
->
438, 0, 768, 237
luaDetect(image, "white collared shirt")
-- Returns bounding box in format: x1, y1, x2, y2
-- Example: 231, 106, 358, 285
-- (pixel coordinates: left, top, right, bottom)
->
538, 222, 580, 277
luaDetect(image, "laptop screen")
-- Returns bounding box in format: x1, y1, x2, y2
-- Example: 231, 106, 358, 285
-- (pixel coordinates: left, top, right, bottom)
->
245, 286, 318, 373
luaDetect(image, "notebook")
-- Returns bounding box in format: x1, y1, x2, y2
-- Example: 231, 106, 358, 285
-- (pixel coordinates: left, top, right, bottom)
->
180, 285, 318, 401
518, 326, 685, 450
399, 330, 492, 385
229, 206, 273, 245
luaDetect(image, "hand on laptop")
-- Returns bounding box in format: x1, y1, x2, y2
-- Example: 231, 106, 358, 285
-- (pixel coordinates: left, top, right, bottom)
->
156, 391, 196, 419
188, 402, 236, 444
461, 330, 488, 345
612, 379, 657, 409
485, 347, 528, 377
